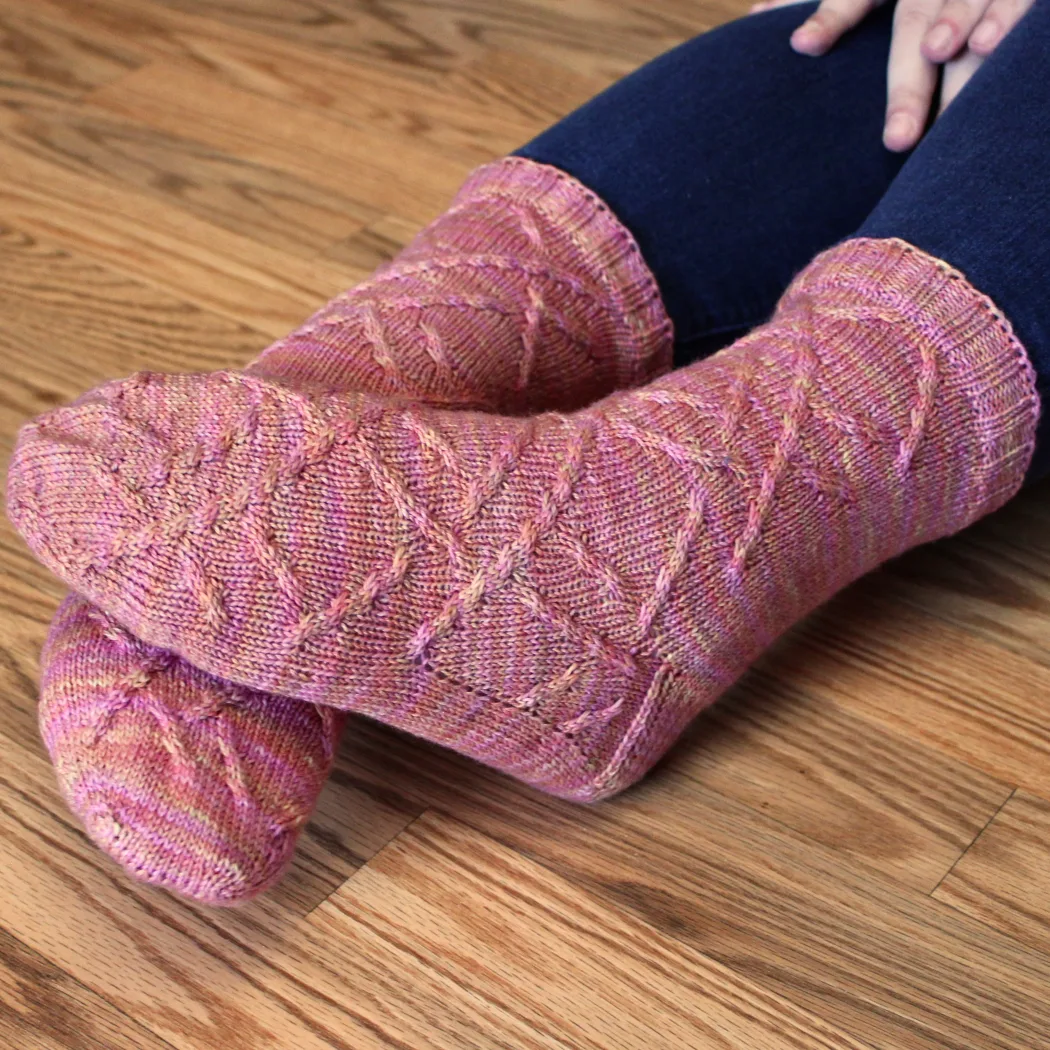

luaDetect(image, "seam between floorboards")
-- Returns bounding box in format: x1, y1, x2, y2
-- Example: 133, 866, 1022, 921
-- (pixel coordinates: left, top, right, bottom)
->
929, 786, 1017, 898
305, 808, 430, 918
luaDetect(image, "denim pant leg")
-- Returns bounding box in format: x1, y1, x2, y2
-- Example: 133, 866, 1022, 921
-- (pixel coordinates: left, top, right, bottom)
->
515, 1, 909, 365
858, 0, 1050, 480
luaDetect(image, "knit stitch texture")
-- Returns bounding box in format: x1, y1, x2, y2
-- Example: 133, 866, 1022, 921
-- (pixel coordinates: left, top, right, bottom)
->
249, 155, 673, 410
40, 594, 343, 904
28, 156, 673, 901
12, 237, 1039, 803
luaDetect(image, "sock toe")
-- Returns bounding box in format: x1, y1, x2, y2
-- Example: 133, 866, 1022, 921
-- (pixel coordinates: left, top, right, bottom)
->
40, 595, 344, 905
9, 367, 438, 700
9, 380, 142, 578
8, 370, 321, 651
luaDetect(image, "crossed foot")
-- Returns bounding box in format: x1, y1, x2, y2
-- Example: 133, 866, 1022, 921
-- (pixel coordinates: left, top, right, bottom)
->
7, 159, 1038, 904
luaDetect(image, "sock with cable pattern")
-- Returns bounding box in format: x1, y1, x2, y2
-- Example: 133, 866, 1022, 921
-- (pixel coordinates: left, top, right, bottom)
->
21, 157, 671, 903
11, 238, 1037, 810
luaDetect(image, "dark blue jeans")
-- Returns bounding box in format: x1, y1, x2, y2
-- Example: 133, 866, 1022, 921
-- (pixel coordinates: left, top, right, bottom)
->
515, 0, 1050, 479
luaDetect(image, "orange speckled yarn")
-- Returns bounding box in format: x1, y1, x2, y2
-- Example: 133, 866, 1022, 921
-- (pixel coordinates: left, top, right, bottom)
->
23, 157, 672, 904
10, 237, 1038, 818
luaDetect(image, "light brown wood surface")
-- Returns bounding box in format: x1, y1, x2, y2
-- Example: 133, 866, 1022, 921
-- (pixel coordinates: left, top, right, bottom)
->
1, 1, 1048, 1047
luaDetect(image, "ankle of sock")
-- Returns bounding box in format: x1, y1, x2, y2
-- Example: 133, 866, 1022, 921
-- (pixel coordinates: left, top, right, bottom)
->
249, 156, 673, 411
573, 235, 1040, 796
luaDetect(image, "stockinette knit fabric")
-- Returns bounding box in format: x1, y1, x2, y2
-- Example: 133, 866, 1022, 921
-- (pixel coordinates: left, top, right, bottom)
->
10, 236, 1038, 807
40, 595, 345, 904
27, 156, 673, 904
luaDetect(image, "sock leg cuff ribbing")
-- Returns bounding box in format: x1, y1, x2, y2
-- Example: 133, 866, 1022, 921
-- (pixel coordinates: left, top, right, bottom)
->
250, 156, 675, 410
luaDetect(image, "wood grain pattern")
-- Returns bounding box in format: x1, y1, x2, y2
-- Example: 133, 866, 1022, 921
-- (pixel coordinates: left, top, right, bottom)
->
139, 0, 709, 80
322, 213, 422, 271
312, 810, 878, 1050
4, 97, 374, 257
881, 482, 1050, 667
87, 60, 473, 225
0, 138, 361, 335
661, 665, 1013, 892
335, 718, 1050, 1050
934, 791, 1050, 955
0, 5, 142, 104
2, 0, 1050, 1047
9, 0, 581, 159
780, 582, 1050, 797
0, 925, 174, 1050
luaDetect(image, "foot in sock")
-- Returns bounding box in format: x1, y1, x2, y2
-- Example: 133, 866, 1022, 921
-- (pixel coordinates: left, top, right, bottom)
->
11, 237, 1037, 803
29, 157, 672, 903
41, 595, 344, 904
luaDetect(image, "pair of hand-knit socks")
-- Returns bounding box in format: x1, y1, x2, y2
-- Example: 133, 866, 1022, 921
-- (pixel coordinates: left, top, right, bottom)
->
8, 157, 1040, 905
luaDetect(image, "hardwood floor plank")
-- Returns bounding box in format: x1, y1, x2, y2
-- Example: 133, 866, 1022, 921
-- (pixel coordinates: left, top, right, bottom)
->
139, 0, 706, 81
933, 791, 1050, 957
0, 514, 66, 759
449, 44, 610, 128
0, 924, 175, 1050
87, 61, 475, 226
660, 665, 1013, 892
312, 809, 878, 1050
262, 741, 423, 916
880, 481, 1050, 669
0, 5, 142, 104
0, 221, 265, 392
1, 96, 375, 258
0, 137, 360, 335
10, 0, 568, 162
775, 580, 1050, 798
321, 213, 422, 272
338, 717, 1050, 1050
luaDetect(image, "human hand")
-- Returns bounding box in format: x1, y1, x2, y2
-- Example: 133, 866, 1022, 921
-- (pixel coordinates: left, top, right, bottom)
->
747, 0, 1035, 150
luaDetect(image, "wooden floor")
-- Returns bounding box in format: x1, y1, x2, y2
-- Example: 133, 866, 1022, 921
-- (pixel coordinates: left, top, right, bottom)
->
2, 1, 1050, 1047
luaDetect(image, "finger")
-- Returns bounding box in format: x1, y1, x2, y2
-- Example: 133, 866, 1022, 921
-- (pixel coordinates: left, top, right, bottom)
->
922, 0, 992, 61
884, 0, 942, 150
969, 0, 1033, 53
939, 48, 984, 113
790, 0, 877, 55
750, 0, 814, 11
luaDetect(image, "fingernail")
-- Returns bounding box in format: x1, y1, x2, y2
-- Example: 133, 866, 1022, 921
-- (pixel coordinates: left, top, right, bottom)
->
926, 22, 954, 54
971, 19, 999, 49
885, 113, 916, 148
791, 21, 821, 47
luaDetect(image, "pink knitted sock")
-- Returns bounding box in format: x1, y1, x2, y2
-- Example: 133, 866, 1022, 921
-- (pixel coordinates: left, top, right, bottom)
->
27, 157, 671, 904
10, 238, 1038, 807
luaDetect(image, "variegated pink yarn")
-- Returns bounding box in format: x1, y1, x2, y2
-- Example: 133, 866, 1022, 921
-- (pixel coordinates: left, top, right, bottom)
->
11, 236, 1038, 812
39, 596, 344, 904
25, 156, 673, 903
